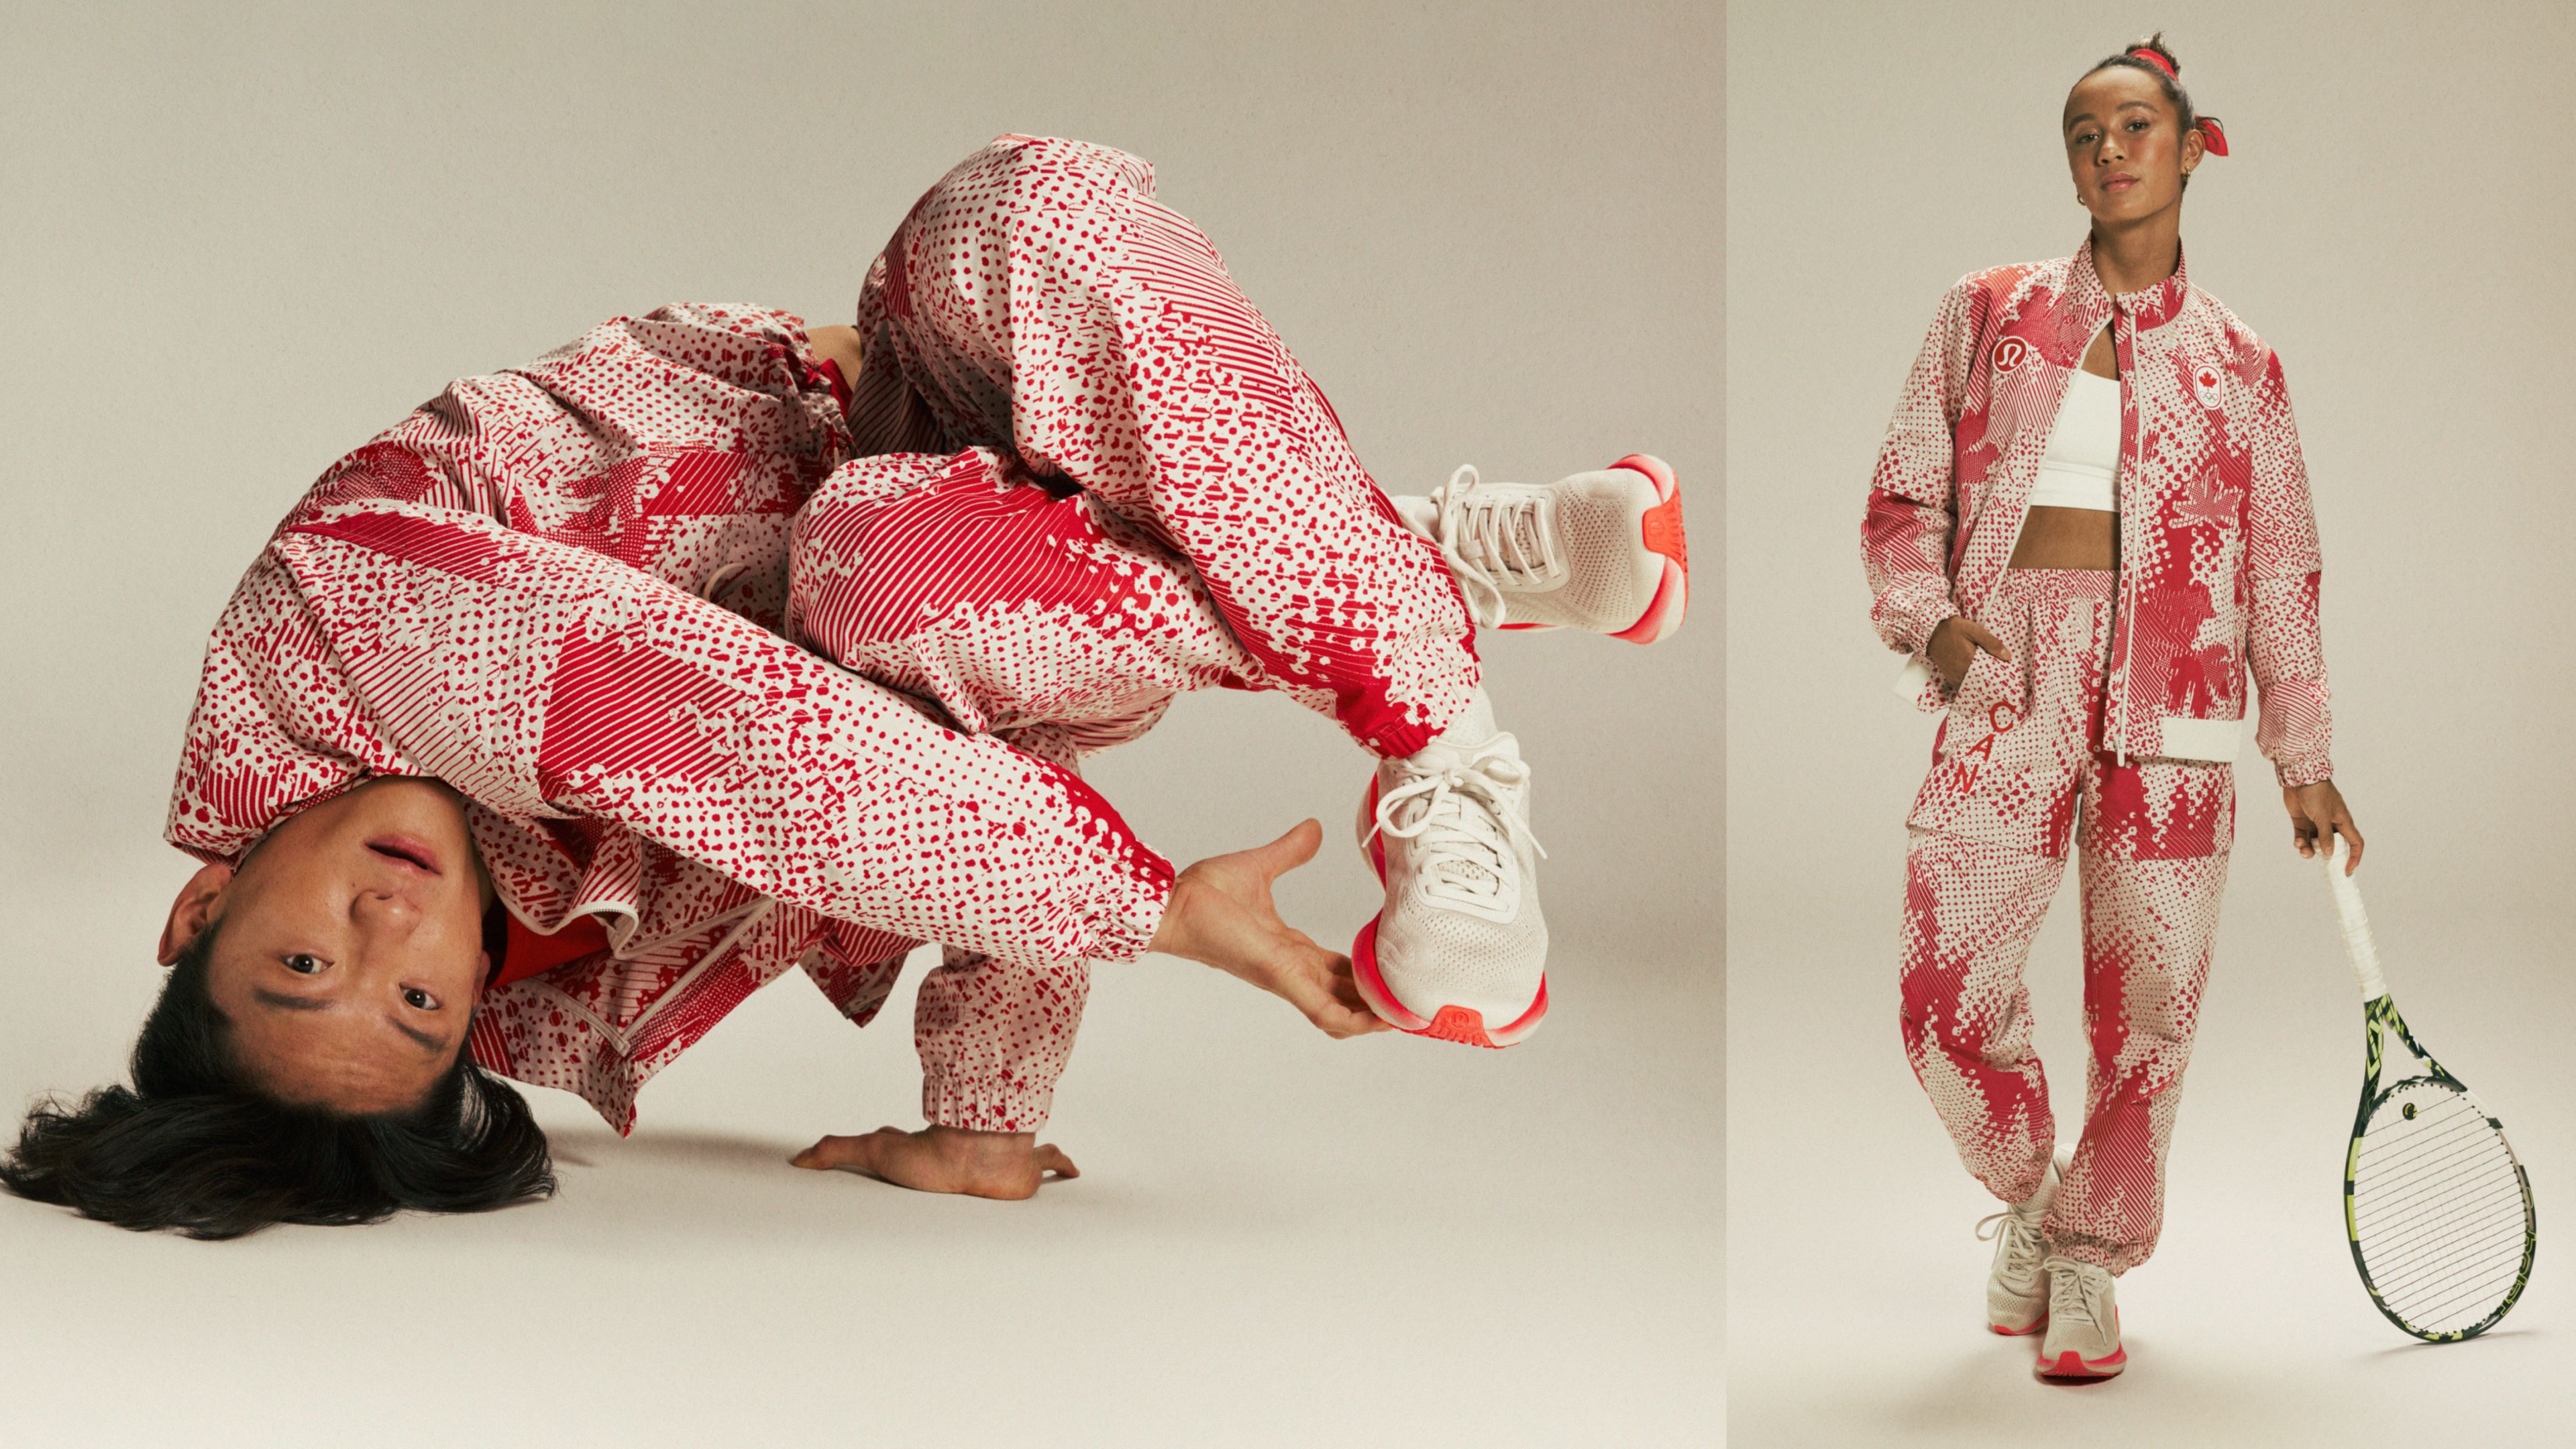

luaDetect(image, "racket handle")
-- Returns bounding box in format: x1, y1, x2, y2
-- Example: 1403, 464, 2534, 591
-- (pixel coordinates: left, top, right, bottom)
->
2320, 835, 2387, 1001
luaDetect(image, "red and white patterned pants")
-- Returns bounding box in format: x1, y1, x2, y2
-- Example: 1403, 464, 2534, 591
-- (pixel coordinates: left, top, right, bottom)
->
1898, 569, 2234, 1273
824, 134, 1479, 756
794, 136, 1482, 1108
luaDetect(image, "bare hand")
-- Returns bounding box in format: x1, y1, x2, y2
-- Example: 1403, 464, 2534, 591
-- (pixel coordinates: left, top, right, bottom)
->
2286, 780, 2363, 872
1929, 616, 2011, 691
1148, 819, 1388, 1039
791, 1125, 1075, 1200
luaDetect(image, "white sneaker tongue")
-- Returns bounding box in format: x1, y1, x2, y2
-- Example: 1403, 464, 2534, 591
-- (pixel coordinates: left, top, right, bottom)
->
1427, 694, 1500, 751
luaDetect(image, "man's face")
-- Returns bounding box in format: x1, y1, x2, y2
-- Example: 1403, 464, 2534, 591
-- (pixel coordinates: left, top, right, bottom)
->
162, 777, 494, 1114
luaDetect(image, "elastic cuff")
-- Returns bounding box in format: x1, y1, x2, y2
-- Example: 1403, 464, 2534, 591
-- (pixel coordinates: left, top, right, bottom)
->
2275, 757, 2334, 789
1881, 589, 1960, 662
1046, 772, 1177, 963
1074, 846, 1175, 965
921, 1072, 1055, 1133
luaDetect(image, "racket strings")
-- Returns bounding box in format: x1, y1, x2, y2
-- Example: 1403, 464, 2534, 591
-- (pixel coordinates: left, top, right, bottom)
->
2351, 1080, 2530, 1336
2357, 1135, 2522, 1227
2373, 1203, 2529, 1307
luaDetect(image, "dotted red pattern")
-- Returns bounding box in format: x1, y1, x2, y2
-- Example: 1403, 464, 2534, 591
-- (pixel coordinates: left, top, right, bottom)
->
1898, 574, 2233, 1275
1862, 241, 2333, 786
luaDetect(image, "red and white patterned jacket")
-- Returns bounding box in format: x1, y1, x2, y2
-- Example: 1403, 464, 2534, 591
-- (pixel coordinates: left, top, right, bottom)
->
1864, 240, 2334, 786
166, 305, 1173, 1132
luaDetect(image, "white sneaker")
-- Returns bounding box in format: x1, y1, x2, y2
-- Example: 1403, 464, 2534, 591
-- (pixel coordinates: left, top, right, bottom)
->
1976, 1148, 2072, 1335
1351, 694, 1548, 1047
2036, 1258, 2127, 1379
1391, 455, 1687, 641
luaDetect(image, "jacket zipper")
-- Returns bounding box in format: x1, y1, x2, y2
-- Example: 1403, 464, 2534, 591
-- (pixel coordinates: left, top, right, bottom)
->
2109, 304, 2137, 765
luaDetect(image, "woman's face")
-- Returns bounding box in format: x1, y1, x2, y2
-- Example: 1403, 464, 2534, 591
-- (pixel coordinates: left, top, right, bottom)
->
2061, 65, 2203, 229
160, 777, 494, 1115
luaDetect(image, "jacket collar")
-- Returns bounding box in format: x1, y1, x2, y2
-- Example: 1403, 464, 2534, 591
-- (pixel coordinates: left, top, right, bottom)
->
2069, 235, 2190, 331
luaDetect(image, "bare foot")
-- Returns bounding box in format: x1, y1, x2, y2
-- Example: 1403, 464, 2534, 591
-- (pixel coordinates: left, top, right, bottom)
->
790, 1124, 1077, 1200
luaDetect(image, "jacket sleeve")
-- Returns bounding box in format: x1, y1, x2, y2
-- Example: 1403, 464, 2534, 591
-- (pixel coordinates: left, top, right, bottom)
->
2242, 349, 2334, 787
268, 500, 1174, 969
1864, 278, 1980, 672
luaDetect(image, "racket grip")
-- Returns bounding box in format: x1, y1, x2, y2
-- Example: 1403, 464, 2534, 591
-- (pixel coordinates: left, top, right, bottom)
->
2321, 835, 2388, 1001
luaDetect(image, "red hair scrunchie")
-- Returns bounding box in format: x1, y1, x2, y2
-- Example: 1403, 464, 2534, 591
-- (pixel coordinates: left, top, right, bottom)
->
2126, 47, 2229, 155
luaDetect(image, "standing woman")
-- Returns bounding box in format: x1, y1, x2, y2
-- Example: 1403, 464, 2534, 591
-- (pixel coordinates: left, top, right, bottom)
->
1861, 35, 2363, 1381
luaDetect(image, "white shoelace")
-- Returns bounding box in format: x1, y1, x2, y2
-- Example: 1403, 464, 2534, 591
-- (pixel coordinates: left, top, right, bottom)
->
1366, 739, 1547, 907
1428, 465, 1564, 628
2047, 1263, 2107, 1333
1976, 1209, 2045, 1283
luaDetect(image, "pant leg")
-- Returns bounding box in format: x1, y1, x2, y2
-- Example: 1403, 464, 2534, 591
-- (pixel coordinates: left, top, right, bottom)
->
790, 472, 1228, 1130
909, 938, 1089, 1132
789, 445, 1257, 761
847, 133, 1479, 759
1900, 831, 2065, 1205
2043, 754, 2234, 1273
1898, 570, 2107, 1204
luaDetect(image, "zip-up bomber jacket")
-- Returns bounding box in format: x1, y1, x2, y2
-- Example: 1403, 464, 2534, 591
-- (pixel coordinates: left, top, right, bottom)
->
1863, 239, 2334, 787
164, 304, 1173, 1134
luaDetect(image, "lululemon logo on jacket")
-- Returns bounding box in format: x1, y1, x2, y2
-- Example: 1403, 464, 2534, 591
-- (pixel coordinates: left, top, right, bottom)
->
1993, 336, 2034, 376
2190, 362, 2224, 409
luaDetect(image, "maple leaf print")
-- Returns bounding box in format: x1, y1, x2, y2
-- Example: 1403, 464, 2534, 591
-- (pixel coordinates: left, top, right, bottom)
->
2172, 466, 2244, 529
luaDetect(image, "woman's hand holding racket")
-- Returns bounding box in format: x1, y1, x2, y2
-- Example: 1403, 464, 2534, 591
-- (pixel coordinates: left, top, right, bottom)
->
2288, 779, 2363, 870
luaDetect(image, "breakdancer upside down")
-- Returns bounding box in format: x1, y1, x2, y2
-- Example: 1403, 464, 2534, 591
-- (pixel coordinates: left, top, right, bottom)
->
3, 136, 1687, 1236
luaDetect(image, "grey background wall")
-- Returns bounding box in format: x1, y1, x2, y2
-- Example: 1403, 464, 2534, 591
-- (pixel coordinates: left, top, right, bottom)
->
0, 5, 1720, 1446
1729, 3, 2568, 1444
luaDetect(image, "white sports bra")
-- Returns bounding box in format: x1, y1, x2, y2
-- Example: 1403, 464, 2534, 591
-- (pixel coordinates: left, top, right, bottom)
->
2027, 369, 2120, 511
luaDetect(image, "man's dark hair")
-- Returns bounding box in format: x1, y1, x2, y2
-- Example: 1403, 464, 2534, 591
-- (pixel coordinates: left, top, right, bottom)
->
1, 924, 554, 1238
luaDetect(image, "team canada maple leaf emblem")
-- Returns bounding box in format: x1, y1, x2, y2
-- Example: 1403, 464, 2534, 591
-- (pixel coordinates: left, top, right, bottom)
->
2190, 363, 2224, 408
2173, 466, 2243, 529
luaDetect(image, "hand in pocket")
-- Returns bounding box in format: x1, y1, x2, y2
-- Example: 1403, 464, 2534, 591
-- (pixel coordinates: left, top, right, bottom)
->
1929, 616, 2012, 692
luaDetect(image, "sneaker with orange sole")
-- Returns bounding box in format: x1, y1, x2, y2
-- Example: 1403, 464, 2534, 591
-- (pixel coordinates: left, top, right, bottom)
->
2035, 1257, 2127, 1379
1351, 694, 1546, 1048
1392, 454, 1687, 642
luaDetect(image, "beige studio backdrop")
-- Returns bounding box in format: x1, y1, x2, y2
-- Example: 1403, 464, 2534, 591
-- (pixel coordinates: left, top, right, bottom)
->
0, 5, 1720, 1446
1729, 3, 2569, 1446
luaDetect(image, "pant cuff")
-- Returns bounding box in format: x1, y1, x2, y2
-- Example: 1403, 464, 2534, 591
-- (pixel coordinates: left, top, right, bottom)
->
920, 1073, 1055, 1133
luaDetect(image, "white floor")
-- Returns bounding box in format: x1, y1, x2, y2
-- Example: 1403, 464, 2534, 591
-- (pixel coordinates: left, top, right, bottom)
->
0, 820, 1719, 1446
1727, 884, 2567, 1448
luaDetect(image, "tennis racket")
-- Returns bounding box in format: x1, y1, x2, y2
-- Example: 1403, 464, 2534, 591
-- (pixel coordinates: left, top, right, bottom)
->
2320, 835, 2536, 1341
